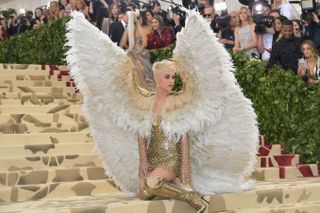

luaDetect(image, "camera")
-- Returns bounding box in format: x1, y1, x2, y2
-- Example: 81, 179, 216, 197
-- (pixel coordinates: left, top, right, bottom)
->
140, 1, 153, 11
167, 5, 186, 20
293, 0, 320, 19
253, 14, 275, 34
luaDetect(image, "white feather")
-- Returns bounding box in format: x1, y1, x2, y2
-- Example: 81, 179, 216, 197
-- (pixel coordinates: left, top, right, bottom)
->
65, 10, 259, 195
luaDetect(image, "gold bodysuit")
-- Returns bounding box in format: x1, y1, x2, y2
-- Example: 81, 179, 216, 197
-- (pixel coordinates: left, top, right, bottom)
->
147, 118, 181, 176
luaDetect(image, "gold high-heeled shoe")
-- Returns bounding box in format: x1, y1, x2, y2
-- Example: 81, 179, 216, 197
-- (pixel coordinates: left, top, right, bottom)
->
144, 176, 208, 213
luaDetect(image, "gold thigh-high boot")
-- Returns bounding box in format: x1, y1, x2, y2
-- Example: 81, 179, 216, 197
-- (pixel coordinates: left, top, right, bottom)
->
144, 176, 208, 213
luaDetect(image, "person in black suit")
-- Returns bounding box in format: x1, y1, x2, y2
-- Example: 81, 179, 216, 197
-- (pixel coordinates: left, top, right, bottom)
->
109, 10, 129, 46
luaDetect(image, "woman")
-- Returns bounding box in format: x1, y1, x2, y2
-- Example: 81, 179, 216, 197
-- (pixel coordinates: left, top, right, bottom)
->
146, 15, 175, 49
120, 11, 156, 92
0, 18, 9, 40
66, 10, 259, 213
48, 1, 60, 21
59, 0, 72, 18
292, 19, 302, 38
100, 3, 120, 34
138, 60, 207, 212
272, 17, 282, 45
33, 7, 47, 29
141, 10, 153, 39
297, 40, 320, 84
75, 0, 90, 20
233, 6, 258, 57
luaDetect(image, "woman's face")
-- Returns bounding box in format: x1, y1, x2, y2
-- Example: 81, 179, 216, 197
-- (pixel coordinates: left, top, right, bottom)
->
239, 9, 248, 22
111, 5, 119, 15
50, 2, 59, 12
293, 21, 300, 31
302, 44, 313, 59
76, 0, 84, 9
0, 19, 6, 27
146, 11, 153, 22
155, 68, 175, 93
274, 19, 282, 32
60, 0, 68, 6
151, 18, 160, 31
35, 9, 42, 17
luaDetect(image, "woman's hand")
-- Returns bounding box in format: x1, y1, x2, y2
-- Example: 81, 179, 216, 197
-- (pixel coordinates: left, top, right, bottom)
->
297, 63, 306, 77
308, 79, 319, 84
233, 47, 239, 54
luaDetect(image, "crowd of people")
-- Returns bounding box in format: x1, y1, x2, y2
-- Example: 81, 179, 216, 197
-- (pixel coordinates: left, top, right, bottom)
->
1, 0, 320, 83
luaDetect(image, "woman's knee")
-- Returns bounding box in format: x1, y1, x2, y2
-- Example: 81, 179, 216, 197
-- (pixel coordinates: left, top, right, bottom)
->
148, 167, 176, 182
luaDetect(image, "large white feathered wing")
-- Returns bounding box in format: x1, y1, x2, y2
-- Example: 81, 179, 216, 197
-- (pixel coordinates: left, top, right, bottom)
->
65, 12, 142, 194
170, 10, 259, 194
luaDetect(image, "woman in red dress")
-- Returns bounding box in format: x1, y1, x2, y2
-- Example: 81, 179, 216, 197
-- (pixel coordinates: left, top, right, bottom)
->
146, 15, 175, 49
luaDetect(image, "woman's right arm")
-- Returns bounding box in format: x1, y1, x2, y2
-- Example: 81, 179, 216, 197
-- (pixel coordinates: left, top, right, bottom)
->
120, 30, 128, 49
233, 27, 240, 54
138, 137, 148, 189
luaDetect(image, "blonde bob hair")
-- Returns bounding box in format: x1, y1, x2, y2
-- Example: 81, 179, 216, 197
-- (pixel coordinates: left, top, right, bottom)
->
152, 60, 175, 77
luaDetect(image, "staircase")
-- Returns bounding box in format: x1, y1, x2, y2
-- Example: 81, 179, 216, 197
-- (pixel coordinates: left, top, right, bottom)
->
0, 64, 320, 213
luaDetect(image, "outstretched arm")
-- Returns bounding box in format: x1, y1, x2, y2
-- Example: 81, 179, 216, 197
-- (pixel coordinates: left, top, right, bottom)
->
181, 134, 191, 185
138, 137, 148, 189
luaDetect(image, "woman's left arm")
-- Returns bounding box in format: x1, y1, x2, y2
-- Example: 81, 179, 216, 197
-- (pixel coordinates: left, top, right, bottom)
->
181, 134, 191, 185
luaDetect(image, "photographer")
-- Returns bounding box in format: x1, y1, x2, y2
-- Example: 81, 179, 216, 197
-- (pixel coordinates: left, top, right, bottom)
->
218, 11, 237, 50
302, 11, 320, 53
7, 12, 18, 36
255, 4, 274, 61
203, 5, 219, 33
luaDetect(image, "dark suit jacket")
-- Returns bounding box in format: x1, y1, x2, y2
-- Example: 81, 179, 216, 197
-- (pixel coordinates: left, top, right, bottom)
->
109, 22, 125, 46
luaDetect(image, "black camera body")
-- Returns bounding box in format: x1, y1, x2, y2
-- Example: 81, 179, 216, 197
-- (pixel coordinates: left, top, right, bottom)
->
253, 14, 275, 34
168, 5, 186, 20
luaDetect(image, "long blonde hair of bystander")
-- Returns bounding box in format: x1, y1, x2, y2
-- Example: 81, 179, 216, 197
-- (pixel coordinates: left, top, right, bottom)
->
237, 6, 253, 27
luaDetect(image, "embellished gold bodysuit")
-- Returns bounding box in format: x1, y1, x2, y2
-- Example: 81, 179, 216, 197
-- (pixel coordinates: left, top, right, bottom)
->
147, 118, 181, 176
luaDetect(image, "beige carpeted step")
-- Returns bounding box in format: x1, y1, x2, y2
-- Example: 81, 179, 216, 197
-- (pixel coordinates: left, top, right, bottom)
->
0, 166, 107, 186
0, 179, 121, 202
1, 178, 320, 212
280, 164, 319, 179
0, 64, 48, 70
256, 154, 300, 168
0, 86, 76, 94
0, 121, 89, 134
230, 201, 320, 213
254, 167, 280, 181
0, 98, 82, 106
0, 113, 85, 124
0, 79, 67, 88
210, 178, 320, 211
0, 92, 82, 101
0, 104, 81, 114
0, 132, 93, 145
0, 143, 95, 158
0, 154, 102, 171
0, 70, 50, 76
0, 74, 51, 81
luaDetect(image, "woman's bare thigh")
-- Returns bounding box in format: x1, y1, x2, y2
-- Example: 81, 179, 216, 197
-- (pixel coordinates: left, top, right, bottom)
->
147, 167, 176, 182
